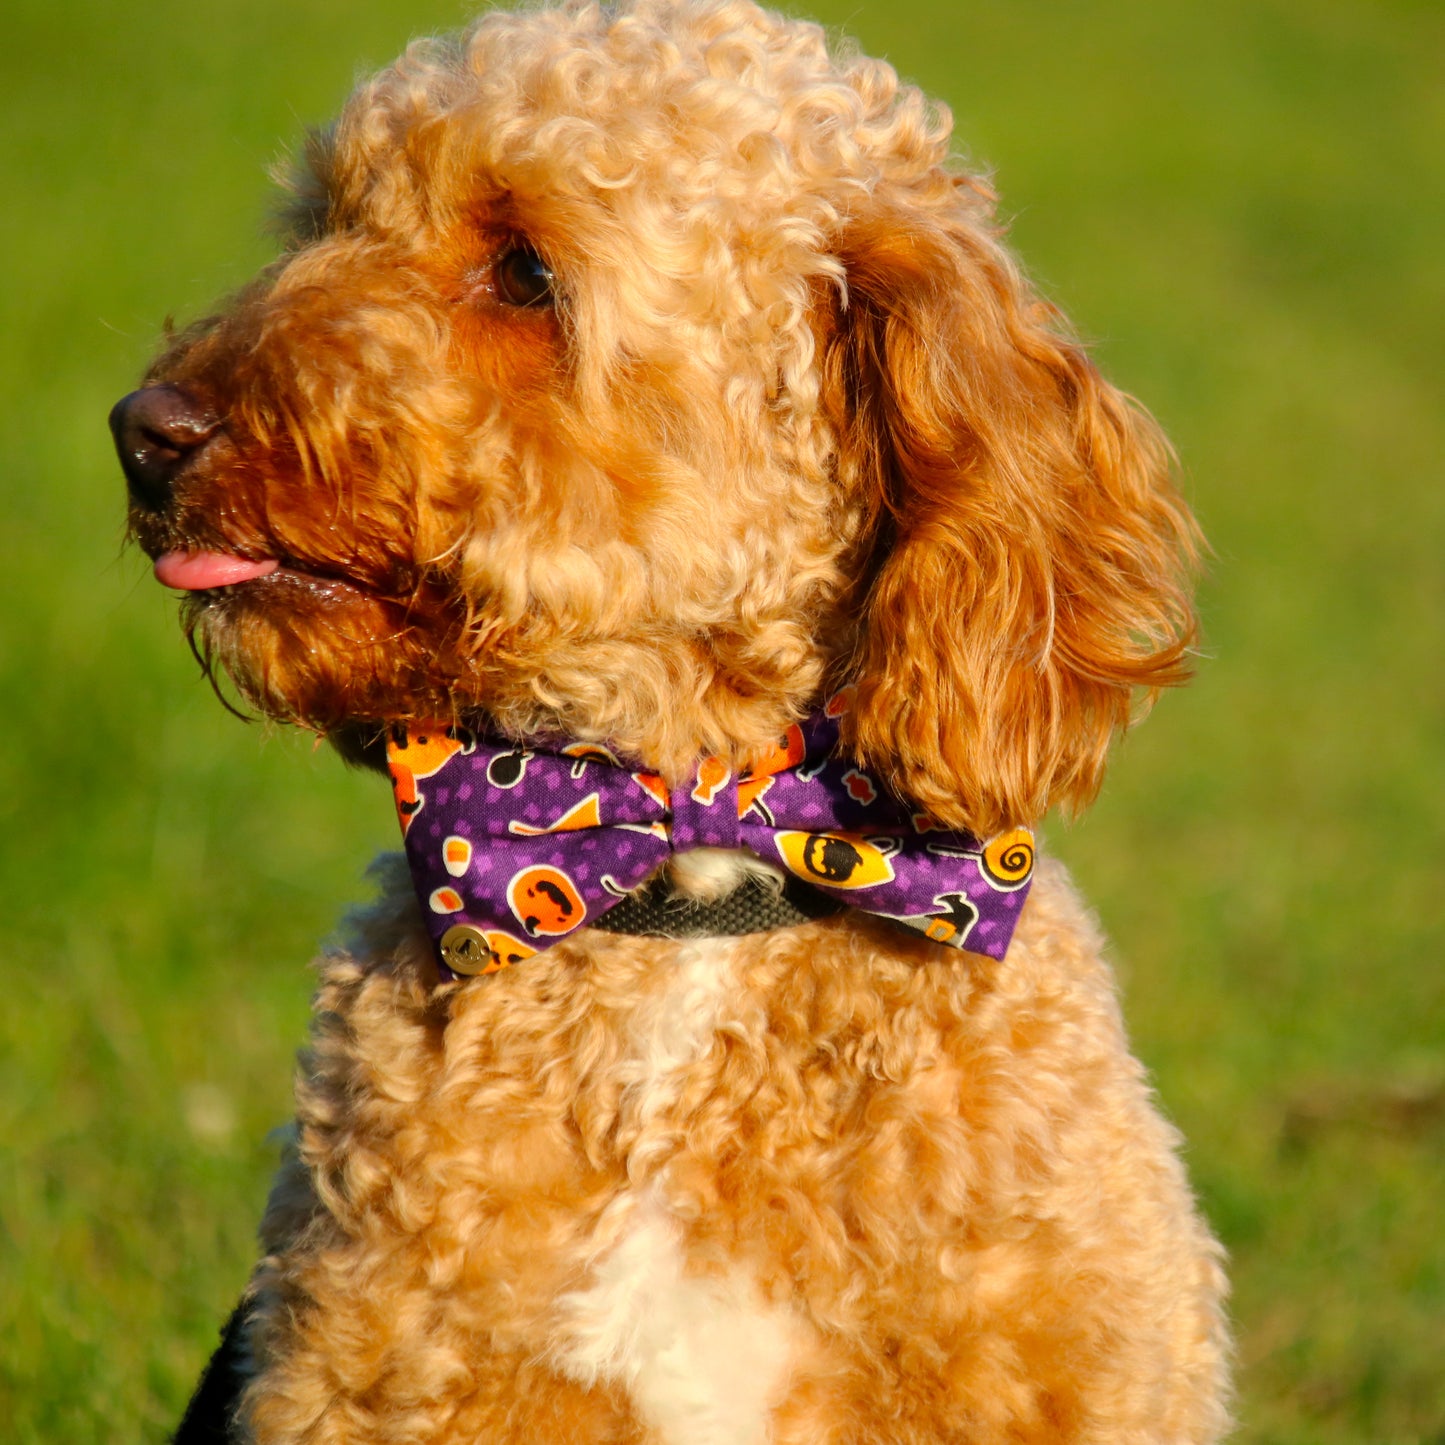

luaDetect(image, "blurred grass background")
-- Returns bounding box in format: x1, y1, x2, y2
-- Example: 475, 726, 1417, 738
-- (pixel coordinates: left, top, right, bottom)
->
1, 0, 1441, 1438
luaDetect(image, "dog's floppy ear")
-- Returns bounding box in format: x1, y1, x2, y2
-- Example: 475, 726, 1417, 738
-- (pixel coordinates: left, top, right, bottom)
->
829, 184, 1199, 836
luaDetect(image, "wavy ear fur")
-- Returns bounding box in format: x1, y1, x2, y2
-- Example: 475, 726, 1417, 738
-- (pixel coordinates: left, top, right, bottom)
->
830, 185, 1200, 836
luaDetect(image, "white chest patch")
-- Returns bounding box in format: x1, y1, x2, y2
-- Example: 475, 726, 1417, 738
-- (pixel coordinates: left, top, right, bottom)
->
552, 937, 800, 1445
554, 1199, 798, 1445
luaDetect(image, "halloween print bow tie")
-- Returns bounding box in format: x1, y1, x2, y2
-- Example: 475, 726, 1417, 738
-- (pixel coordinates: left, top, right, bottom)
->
386, 691, 1035, 979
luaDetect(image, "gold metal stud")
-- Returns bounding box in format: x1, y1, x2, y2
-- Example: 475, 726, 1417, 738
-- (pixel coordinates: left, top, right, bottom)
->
439, 924, 492, 976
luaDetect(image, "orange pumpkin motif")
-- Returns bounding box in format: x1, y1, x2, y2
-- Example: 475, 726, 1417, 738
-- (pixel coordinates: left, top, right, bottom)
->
506, 865, 587, 937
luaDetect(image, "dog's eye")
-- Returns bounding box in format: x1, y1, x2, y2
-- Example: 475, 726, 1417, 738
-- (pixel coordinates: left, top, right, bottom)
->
495, 247, 554, 308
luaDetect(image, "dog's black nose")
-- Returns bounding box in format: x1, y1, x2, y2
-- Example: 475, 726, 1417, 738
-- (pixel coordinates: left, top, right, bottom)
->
110, 385, 219, 511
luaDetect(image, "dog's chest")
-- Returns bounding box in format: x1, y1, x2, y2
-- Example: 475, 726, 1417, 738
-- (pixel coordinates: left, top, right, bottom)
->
468, 936, 809, 1445
547, 937, 802, 1445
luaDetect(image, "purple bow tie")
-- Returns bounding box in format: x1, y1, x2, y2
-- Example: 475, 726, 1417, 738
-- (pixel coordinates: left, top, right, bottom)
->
386, 692, 1034, 978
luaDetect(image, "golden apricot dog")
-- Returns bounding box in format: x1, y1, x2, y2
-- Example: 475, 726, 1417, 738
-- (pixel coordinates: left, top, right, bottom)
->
114, 2, 1230, 1441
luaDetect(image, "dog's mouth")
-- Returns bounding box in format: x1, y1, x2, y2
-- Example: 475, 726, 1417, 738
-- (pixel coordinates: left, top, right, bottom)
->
149, 541, 466, 735
154, 550, 280, 590
153, 548, 384, 603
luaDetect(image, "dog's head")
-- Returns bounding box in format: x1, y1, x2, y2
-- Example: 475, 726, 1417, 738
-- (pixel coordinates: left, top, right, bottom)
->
114, 0, 1197, 835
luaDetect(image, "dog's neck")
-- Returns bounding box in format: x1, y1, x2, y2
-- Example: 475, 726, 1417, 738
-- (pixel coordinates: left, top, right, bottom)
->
377, 698, 1037, 980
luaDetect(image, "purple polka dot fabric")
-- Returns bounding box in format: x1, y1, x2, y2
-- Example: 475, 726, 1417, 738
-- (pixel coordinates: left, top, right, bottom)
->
387, 692, 1034, 977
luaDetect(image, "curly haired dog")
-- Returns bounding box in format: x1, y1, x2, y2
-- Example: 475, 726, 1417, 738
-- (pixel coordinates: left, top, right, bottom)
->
113, 2, 1230, 1440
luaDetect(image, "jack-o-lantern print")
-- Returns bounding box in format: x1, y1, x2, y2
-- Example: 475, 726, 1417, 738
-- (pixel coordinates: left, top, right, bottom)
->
484, 929, 537, 971
506, 865, 587, 937
774, 830, 898, 889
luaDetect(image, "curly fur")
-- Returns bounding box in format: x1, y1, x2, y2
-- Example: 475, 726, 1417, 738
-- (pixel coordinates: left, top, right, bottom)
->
122, 2, 1229, 1440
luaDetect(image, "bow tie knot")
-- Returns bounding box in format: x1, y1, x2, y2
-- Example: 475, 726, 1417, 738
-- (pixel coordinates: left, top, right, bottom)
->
669, 759, 744, 852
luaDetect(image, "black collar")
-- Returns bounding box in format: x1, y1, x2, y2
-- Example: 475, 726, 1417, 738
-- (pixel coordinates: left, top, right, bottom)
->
589, 873, 843, 939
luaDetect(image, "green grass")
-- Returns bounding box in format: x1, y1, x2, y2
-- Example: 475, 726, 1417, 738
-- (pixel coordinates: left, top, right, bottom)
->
2, 0, 1442, 1439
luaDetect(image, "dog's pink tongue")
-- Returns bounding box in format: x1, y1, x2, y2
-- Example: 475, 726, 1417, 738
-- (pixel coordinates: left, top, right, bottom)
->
154, 551, 279, 590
